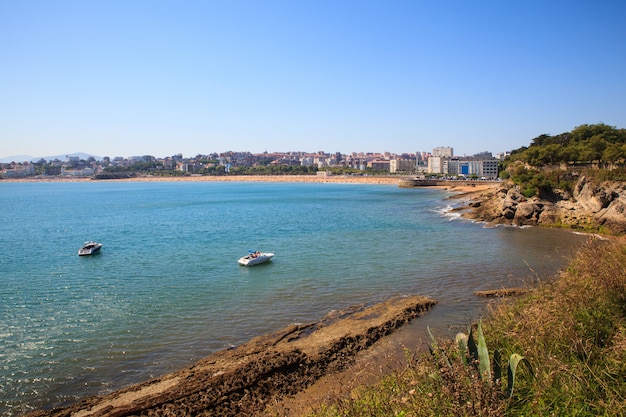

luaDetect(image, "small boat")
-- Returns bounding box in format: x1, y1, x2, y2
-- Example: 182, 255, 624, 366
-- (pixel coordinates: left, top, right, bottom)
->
78, 241, 102, 256
238, 251, 274, 266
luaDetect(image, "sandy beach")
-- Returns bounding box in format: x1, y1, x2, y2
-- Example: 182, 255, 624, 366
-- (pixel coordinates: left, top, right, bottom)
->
1, 174, 399, 184
1, 174, 497, 195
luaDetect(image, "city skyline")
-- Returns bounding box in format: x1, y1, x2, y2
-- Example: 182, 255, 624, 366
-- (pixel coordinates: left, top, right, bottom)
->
0, 146, 498, 165
2, 1, 625, 158
1, 146, 503, 179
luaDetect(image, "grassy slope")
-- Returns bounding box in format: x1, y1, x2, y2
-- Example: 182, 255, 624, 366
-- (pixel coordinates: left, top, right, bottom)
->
309, 237, 626, 416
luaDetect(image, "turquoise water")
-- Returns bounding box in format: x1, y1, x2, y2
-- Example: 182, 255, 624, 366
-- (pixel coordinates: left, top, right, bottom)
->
0, 181, 587, 415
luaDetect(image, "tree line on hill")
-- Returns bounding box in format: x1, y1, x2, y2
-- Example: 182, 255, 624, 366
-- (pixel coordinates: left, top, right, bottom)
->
507, 123, 626, 168
501, 123, 626, 198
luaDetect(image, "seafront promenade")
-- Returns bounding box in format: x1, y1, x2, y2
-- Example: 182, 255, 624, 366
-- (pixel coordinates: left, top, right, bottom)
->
1, 174, 498, 194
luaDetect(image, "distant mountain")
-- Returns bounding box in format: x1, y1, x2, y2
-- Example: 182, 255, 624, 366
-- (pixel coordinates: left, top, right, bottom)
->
0, 154, 35, 163
0, 152, 103, 164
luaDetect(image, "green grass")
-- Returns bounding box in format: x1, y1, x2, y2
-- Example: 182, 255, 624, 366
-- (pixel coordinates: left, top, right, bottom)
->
307, 237, 626, 416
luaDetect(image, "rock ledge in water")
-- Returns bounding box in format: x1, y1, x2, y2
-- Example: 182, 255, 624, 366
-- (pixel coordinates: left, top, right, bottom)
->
26, 294, 437, 417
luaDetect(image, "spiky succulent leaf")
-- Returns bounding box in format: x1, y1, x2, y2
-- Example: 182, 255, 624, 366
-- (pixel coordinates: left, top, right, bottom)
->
456, 333, 468, 365
427, 326, 438, 351
476, 321, 491, 383
427, 326, 451, 366
493, 349, 502, 383
507, 353, 523, 397
468, 325, 479, 363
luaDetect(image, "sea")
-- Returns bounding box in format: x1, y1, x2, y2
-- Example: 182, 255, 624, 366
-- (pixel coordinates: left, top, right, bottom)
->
0, 180, 589, 416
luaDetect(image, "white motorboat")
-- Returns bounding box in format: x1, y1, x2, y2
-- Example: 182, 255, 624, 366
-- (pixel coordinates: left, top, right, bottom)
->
238, 251, 274, 266
78, 241, 102, 256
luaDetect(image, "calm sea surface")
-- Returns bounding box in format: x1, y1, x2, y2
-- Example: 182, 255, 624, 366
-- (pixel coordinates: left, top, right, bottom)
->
0, 181, 588, 415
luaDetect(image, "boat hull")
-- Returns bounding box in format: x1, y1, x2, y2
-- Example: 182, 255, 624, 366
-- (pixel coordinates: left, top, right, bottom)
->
238, 253, 274, 266
78, 242, 102, 256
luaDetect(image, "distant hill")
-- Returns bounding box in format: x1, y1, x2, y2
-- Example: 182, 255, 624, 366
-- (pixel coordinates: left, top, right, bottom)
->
0, 154, 35, 163
0, 152, 103, 164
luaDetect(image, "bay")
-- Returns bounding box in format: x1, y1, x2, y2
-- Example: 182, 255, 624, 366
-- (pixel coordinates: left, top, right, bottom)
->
0, 181, 587, 415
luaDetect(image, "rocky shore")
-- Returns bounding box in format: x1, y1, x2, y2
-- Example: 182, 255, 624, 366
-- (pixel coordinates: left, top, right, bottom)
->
25, 295, 436, 417
452, 176, 626, 235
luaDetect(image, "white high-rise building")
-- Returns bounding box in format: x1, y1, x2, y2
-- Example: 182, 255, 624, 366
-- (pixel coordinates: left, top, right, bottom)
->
432, 147, 453, 157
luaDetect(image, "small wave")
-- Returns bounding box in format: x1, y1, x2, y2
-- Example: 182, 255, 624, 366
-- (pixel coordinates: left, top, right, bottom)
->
573, 231, 608, 240
445, 211, 461, 220
435, 204, 455, 217
491, 223, 532, 230
435, 204, 469, 222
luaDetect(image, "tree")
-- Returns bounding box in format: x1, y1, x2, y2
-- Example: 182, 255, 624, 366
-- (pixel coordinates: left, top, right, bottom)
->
588, 135, 607, 162
531, 134, 552, 147
602, 143, 625, 164
559, 144, 580, 163
506, 123, 624, 166
538, 144, 561, 166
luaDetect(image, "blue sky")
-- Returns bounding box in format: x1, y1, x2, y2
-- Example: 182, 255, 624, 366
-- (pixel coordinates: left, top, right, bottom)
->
1, 0, 625, 159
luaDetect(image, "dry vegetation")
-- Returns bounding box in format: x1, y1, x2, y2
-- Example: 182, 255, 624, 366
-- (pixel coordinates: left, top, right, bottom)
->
308, 237, 626, 416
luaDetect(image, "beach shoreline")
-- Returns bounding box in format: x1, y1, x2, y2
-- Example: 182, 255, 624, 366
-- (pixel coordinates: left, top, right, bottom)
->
1, 174, 399, 184
1, 174, 497, 194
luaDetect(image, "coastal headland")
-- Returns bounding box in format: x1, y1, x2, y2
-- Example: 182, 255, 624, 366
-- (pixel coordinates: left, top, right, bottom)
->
450, 176, 626, 235
25, 295, 437, 417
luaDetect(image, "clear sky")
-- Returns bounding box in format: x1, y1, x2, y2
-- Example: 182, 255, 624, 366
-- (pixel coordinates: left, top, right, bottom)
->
1, 0, 625, 159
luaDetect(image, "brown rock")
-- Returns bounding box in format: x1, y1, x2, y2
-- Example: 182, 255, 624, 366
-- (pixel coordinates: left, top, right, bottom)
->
460, 178, 626, 234
515, 202, 541, 223
596, 199, 626, 234
474, 288, 530, 297
503, 207, 516, 219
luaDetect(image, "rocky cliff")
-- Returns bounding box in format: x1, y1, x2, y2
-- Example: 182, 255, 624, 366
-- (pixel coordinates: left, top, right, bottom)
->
458, 176, 626, 235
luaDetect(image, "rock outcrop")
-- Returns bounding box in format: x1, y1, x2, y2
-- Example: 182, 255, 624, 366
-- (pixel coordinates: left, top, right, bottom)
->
458, 176, 626, 234
25, 295, 437, 417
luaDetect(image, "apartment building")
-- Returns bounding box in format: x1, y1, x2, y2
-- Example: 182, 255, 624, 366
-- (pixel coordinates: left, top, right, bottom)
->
428, 148, 499, 179
432, 146, 454, 157
442, 158, 499, 178
390, 158, 416, 173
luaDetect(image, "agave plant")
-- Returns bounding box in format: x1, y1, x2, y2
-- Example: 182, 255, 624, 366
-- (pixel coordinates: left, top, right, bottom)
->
467, 320, 492, 383
427, 320, 533, 398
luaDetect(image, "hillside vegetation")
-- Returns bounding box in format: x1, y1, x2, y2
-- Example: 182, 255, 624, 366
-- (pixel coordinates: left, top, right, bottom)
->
507, 123, 626, 168
500, 123, 626, 199
309, 237, 626, 417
